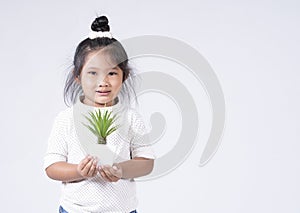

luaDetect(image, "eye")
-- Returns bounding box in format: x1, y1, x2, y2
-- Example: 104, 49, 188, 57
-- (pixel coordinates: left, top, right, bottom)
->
108, 71, 118, 76
88, 71, 97, 75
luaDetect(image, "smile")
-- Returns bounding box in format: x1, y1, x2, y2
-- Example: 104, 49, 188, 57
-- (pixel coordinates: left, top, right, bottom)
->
96, 90, 111, 96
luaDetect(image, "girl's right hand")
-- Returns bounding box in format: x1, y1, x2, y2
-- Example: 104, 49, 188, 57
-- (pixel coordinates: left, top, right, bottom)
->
77, 155, 98, 179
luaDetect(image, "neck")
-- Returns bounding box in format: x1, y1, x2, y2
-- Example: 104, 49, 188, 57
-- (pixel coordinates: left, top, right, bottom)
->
97, 100, 114, 107
82, 97, 116, 108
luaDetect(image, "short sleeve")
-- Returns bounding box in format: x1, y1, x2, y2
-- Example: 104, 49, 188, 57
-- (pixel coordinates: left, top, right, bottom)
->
129, 111, 155, 159
43, 112, 68, 170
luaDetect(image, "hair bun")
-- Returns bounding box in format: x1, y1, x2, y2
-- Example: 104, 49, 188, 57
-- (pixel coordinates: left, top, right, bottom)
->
91, 16, 110, 32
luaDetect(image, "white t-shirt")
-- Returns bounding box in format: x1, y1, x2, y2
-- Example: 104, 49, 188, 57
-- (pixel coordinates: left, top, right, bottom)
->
44, 96, 155, 213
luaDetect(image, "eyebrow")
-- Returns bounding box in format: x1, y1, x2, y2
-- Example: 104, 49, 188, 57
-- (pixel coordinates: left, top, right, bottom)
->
84, 66, 121, 75
111, 66, 119, 70
85, 66, 101, 70
85, 66, 120, 70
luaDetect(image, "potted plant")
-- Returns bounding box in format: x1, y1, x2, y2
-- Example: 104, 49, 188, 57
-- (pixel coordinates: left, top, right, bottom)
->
82, 109, 119, 144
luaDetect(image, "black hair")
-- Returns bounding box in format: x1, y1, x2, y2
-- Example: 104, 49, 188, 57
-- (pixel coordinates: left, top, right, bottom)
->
64, 15, 135, 107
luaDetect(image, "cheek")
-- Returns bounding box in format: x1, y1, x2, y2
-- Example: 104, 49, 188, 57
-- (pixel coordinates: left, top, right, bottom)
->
111, 79, 123, 92
81, 76, 96, 88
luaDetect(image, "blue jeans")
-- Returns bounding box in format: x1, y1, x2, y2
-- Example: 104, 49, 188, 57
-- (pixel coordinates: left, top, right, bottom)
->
59, 206, 137, 213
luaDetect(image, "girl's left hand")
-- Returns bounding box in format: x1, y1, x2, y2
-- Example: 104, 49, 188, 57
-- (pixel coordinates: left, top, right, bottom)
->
98, 164, 122, 182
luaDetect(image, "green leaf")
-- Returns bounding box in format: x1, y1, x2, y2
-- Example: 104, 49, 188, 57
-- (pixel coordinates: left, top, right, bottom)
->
82, 109, 119, 145
106, 126, 118, 136
82, 123, 98, 136
82, 115, 99, 134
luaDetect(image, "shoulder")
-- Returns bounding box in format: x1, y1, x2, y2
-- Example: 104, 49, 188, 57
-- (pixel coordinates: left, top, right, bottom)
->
125, 107, 146, 123
47, 107, 74, 138
124, 107, 149, 132
55, 107, 72, 119
52, 107, 73, 126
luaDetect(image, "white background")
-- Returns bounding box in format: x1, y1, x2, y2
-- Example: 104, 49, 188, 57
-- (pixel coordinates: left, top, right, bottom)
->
0, 0, 299, 212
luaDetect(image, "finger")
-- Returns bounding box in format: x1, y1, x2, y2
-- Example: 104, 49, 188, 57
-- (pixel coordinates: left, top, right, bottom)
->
87, 158, 98, 177
109, 166, 122, 179
92, 167, 98, 176
101, 165, 117, 181
87, 163, 96, 177
78, 155, 92, 171
102, 166, 115, 180
92, 157, 98, 166
106, 170, 120, 182
109, 175, 120, 182
81, 158, 94, 175
100, 170, 111, 182
109, 166, 118, 176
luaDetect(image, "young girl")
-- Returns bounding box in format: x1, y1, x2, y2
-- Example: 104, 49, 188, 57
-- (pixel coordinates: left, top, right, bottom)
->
44, 15, 155, 213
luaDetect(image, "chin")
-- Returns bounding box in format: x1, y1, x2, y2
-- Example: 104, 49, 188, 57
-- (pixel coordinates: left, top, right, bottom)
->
95, 98, 113, 105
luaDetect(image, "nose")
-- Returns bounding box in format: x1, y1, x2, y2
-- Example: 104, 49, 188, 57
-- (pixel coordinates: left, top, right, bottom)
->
98, 77, 109, 87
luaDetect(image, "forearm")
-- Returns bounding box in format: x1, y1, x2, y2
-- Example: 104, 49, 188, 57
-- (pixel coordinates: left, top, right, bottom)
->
118, 157, 154, 179
45, 162, 83, 182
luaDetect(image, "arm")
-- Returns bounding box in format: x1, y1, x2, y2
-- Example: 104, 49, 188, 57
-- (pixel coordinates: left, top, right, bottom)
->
45, 155, 98, 182
118, 157, 154, 179
99, 157, 154, 182
99, 111, 155, 182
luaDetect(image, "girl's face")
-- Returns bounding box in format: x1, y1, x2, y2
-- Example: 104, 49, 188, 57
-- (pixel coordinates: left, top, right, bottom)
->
76, 50, 124, 107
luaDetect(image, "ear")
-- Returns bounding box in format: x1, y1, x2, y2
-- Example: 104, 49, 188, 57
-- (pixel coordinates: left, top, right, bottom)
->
122, 72, 129, 82
73, 70, 81, 84
75, 75, 81, 84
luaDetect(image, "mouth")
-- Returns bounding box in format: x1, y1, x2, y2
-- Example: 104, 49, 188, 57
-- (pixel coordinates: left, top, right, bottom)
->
96, 90, 111, 96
